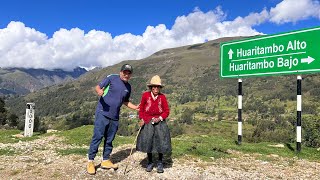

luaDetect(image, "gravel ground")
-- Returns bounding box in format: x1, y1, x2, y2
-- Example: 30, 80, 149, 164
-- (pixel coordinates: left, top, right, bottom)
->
0, 135, 319, 180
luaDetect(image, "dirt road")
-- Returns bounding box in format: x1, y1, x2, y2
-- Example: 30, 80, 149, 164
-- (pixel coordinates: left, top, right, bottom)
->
0, 135, 319, 179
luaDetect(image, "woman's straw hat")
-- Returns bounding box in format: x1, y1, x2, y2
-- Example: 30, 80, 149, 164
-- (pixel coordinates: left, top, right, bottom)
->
147, 75, 164, 88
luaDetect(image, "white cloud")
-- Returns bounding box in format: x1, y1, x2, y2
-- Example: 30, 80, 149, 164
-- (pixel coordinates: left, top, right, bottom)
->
270, 0, 320, 24
0, 8, 263, 71
0, 0, 319, 70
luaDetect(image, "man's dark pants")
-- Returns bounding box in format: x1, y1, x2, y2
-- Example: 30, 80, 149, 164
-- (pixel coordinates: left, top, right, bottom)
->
88, 112, 119, 160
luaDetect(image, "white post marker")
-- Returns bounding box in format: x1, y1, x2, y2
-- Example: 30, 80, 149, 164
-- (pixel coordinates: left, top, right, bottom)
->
24, 103, 35, 137
297, 76, 302, 152
238, 79, 242, 145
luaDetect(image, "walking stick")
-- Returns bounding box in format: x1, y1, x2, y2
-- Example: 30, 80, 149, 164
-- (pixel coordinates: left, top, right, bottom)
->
124, 126, 142, 175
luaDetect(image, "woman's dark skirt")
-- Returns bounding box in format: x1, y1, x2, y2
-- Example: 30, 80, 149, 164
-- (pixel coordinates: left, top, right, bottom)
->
136, 120, 172, 153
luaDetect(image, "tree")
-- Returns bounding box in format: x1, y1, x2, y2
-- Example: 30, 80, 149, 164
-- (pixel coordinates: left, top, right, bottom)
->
0, 98, 7, 125
32, 116, 47, 133
7, 113, 18, 127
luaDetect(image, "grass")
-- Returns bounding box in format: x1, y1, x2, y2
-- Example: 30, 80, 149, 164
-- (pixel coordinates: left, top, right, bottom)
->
55, 125, 135, 156
0, 129, 41, 143
185, 120, 254, 139
172, 136, 230, 160
56, 125, 135, 146
1, 122, 319, 162
172, 135, 320, 162
0, 148, 15, 156
54, 123, 320, 162
57, 125, 93, 146
57, 148, 88, 156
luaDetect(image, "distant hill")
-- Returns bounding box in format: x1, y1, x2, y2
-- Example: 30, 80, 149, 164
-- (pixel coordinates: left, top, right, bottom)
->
0, 67, 87, 95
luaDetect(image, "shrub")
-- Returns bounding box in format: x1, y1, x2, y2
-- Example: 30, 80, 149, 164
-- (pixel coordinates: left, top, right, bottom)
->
303, 115, 320, 147
0, 98, 7, 125
7, 113, 18, 127
217, 110, 224, 121
249, 117, 294, 143
65, 112, 94, 130
117, 118, 139, 136
168, 120, 184, 137
179, 108, 194, 124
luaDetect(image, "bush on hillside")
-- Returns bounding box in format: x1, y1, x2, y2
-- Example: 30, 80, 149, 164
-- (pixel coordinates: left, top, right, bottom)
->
7, 113, 18, 127
33, 116, 47, 133
0, 97, 20, 128
179, 108, 194, 124
168, 120, 184, 137
309, 87, 320, 98
117, 118, 139, 136
302, 103, 318, 115
178, 93, 194, 104
269, 104, 285, 117
217, 110, 224, 121
65, 112, 94, 130
249, 117, 294, 143
303, 116, 320, 147
0, 98, 7, 125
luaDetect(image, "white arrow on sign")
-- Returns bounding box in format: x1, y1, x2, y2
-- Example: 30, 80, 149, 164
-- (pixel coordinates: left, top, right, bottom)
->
301, 56, 315, 64
228, 49, 234, 59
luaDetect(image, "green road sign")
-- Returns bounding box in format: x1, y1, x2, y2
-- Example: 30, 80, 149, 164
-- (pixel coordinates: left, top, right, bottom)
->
220, 26, 320, 78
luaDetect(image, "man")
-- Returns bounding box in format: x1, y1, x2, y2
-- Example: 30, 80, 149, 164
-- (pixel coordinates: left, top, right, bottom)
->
87, 64, 139, 175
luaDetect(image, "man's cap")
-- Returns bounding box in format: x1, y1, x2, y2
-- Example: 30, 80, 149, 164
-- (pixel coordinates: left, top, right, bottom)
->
120, 64, 133, 73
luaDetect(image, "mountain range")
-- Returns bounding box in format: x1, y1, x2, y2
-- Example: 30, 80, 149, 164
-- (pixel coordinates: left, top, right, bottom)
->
0, 67, 87, 95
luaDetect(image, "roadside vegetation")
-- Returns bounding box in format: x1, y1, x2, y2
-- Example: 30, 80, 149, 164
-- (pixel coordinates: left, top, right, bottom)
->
2, 122, 319, 162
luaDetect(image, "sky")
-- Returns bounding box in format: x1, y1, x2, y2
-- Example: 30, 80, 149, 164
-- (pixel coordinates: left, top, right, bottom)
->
0, 0, 319, 71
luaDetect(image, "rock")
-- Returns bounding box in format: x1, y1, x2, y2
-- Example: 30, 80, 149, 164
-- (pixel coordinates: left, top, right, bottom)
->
268, 144, 285, 148
269, 154, 279, 158
12, 134, 24, 138
46, 129, 58, 133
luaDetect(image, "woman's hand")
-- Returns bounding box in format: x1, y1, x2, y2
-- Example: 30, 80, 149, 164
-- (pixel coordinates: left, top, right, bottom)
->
139, 119, 145, 127
152, 117, 160, 124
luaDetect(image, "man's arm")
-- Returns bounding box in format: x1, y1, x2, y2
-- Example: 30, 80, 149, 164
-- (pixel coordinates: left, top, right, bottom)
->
95, 85, 104, 96
123, 102, 139, 110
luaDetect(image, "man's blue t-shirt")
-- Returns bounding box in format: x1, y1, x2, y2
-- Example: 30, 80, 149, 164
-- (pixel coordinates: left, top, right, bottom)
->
96, 74, 131, 120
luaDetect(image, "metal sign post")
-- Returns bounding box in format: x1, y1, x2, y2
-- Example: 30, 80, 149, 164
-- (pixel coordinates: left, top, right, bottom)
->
297, 76, 302, 152
220, 26, 320, 152
238, 79, 242, 145
24, 103, 35, 137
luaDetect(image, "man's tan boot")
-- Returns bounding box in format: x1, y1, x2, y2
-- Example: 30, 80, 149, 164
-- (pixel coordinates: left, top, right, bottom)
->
101, 160, 118, 169
87, 161, 96, 175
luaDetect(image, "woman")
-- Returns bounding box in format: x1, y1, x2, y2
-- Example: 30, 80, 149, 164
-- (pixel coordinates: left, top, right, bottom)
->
136, 75, 171, 173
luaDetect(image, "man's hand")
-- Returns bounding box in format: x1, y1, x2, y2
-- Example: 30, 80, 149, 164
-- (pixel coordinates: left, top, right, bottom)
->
139, 119, 145, 127
96, 86, 104, 96
123, 102, 140, 111
135, 103, 140, 111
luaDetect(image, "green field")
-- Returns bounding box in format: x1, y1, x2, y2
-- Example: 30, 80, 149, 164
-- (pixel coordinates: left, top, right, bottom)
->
1, 121, 319, 162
